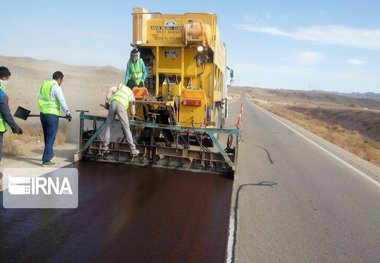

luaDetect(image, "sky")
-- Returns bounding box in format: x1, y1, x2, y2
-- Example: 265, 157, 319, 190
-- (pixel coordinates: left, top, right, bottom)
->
1, 0, 380, 93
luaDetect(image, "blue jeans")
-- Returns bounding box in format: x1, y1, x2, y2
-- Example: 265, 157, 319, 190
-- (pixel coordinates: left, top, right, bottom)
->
40, 113, 59, 163
0, 132, 3, 162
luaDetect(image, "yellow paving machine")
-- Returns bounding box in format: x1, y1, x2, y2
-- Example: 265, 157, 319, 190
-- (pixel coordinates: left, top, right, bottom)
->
76, 8, 240, 177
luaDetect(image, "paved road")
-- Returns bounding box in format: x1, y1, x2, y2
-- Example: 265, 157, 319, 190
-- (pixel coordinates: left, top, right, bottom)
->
1, 162, 233, 263
232, 94, 380, 263
2, 94, 380, 263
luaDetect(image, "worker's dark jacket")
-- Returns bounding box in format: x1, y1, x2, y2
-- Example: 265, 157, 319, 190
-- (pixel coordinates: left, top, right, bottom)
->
0, 89, 20, 133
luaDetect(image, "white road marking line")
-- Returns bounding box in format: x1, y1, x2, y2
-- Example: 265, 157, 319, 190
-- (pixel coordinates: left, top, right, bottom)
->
226, 213, 235, 263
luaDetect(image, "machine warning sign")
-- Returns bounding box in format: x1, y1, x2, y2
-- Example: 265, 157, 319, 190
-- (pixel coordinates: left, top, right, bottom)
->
151, 20, 183, 31
164, 50, 179, 59
151, 25, 183, 30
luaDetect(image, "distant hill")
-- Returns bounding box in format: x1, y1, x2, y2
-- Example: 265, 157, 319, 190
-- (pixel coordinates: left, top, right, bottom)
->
0, 55, 124, 115
235, 86, 380, 99
235, 86, 380, 145
339, 92, 380, 100
234, 87, 380, 109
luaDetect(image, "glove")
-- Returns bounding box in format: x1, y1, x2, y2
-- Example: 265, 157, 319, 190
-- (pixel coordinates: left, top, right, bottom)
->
66, 113, 72, 122
105, 102, 110, 110
12, 127, 23, 135
126, 79, 135, 89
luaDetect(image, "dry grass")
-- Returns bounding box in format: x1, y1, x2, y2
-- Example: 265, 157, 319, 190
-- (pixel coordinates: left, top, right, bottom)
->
3, 123, 68, 157
3, 135, 23, 157
261, 104, 380, 166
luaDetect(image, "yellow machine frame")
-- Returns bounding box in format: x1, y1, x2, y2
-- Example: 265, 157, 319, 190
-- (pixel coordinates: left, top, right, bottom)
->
132, 7, 227, 128
75, 8, 239, 177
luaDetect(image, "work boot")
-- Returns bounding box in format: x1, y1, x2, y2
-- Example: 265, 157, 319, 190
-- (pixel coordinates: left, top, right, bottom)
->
131, 149, 140, 156
42, 161, 56, 167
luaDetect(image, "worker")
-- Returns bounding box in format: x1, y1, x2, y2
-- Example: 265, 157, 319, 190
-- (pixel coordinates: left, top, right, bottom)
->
124, 48, 147, 89
38, 71, 71, 167
103, 83, 139, 156
0, 66, 23, 163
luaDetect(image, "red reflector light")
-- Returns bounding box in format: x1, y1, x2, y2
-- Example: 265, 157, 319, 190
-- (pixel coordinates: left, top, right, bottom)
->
183, 99, 202, 106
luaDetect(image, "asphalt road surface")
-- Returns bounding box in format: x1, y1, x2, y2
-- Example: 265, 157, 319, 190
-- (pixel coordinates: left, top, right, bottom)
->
232, 94, 380, 263
1, 163, 233, 263
2, 94, 380, 263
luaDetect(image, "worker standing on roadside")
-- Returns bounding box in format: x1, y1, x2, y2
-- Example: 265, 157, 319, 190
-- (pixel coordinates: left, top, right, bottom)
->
124, 48, 147, 89
0, 66, 23, 163
103, 83, 139, 156
38, 71, 71, 167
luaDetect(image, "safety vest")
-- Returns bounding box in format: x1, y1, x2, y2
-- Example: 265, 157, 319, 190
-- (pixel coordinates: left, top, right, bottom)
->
0, 86, 7, 132
111, 83, 134, 109
38, 80, 61, 115
127, 58, 143, 84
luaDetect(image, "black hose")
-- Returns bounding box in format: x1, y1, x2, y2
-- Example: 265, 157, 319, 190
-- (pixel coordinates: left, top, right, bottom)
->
225, 134, 233, 152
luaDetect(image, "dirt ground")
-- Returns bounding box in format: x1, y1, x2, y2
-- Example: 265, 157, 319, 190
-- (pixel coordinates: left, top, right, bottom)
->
234, 86, 380, 143
227, 86, 380, 166
0, 55, 122, 173
285, 106, 380, 142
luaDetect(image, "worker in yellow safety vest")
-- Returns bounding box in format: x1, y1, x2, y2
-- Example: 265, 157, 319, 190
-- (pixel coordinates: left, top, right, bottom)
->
0, 66, 23, 163
103, 83, 139, 156
38, 71, 71, 167
124, 49, 147, 88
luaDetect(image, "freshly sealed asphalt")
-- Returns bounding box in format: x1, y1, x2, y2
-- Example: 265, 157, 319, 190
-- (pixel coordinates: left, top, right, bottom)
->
0, 161, 233, 263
